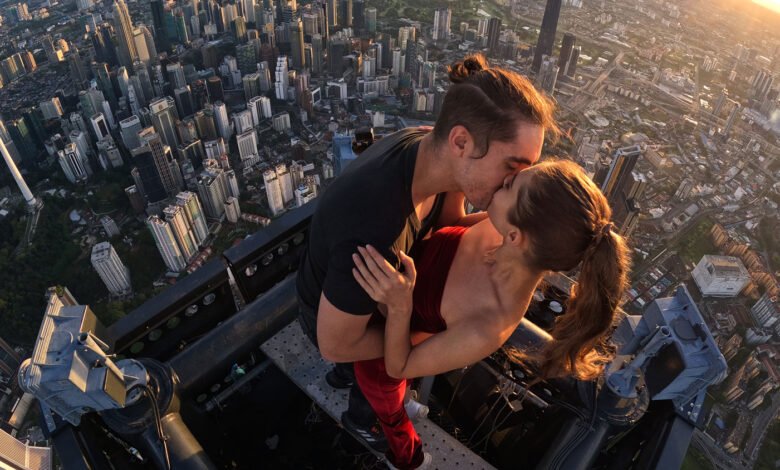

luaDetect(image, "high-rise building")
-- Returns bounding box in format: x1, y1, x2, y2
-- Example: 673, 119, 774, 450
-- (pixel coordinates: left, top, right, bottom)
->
242, 72, 262, 99
91, 242, 132, 295
125, 184, 146, 213
90, 113, 111, 141
566, 46, 580, 78
535, 55, 559, 96
236, 129, 259, 167
120, 115, 143, 149
213, 101, 232, 140
611, 171, 646, 237
290, 19, 305, 70
263, 168, 285, 215
174, 86, 196, 118
600, 145, 641, 203
149, 97, 180, 148
558, 32, 576, 78
365, 7, 376, 33
486, 18, 501, 54
206, 76, 224, 102
751, 293, 779, 329
139, 127, 181, 196
39, 97, 64, 120
275, 56, 289, 100
432, 8, 451, 41
150, 0, 170, 52
164, 204, 198, 261
100, 215, 121, 238
57, 142, 92, 183
167, 62, 187, 89
176, 191, 209, 246
196, 161, 230, 219
224, 196, 241, 223
271, 112, 291, 132
147, 215, 187, 272
339, 0, 352, 27
276, 163, 294, 204
533, 0, 562, 73
113, 0, 139, 68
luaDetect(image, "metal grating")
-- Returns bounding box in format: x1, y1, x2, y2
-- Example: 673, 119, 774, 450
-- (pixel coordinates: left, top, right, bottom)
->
261, 322, 496, 470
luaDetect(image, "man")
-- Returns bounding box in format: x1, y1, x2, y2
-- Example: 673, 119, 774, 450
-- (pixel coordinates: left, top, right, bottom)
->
296, 53, 558, 452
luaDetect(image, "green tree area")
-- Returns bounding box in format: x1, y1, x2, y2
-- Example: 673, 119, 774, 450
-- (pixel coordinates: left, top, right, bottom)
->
0, 195, 166, 346
675, 217, 717, 265
681, 447, 714, 470
756, 421, 780, 469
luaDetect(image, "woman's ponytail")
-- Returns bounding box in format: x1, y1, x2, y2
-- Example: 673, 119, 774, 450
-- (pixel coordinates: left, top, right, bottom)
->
538, 225, 630, 380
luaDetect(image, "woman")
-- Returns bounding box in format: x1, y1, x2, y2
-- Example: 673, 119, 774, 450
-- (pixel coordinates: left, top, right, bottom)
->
351, 160, 631, 469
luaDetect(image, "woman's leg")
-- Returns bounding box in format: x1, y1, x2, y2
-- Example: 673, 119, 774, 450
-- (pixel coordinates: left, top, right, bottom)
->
354, 358, 424, 469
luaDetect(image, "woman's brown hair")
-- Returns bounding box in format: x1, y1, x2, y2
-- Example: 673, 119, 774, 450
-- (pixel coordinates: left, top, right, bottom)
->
506, 160, 630, 380
433, 53, 560, 156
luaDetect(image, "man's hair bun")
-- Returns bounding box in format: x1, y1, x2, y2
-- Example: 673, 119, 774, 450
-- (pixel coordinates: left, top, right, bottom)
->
447, 54, 490, 83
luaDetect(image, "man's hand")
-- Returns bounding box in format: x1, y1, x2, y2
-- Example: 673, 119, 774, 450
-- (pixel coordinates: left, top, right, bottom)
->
352, 245, 416, 316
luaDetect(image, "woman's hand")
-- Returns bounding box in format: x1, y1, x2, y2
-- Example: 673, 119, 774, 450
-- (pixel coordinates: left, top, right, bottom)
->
352, 245, 416, 315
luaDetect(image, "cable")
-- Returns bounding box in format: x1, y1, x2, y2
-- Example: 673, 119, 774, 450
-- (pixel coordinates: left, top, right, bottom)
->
145, 385, 171, 470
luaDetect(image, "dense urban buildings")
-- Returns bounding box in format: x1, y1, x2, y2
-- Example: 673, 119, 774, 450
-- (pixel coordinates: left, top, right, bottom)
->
0, 0, 779, 467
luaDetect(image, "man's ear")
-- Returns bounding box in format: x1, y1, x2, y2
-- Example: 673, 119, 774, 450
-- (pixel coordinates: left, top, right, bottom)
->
448, 125, 471, 157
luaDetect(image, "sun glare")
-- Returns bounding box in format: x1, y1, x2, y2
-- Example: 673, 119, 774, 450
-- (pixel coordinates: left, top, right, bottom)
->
753, 0, 780, 13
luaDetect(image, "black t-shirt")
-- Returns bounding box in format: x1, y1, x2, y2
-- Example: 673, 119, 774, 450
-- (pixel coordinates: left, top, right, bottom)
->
297, 127, 438, 321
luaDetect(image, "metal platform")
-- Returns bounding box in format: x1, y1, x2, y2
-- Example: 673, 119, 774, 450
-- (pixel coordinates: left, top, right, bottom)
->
260, 321, 496, 470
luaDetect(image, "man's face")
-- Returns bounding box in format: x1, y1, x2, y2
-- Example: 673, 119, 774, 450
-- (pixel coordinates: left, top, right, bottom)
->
457, 123, 545, 210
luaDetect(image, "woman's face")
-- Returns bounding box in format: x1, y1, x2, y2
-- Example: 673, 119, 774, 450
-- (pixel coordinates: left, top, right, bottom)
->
487, 167, 534, 237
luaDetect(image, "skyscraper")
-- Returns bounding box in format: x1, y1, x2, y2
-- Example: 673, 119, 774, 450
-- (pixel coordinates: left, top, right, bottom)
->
57, 143, 92, 183
149, 97, 180, 148
276, 163, 294, 204
533, 0, 562, 73
91, 242, 132, 295
164, 204, 199, 261
263, 168, 285, 215
147, 215, 187, 272
176, 191, 209, 246
196, 162, 230, 219
432, 8, 451, 41
601, 145, 641, 202
275, 56, 289, 100
290, 19, 305, 70
139, 127, 182, 196
486, 18, 501, 54
566, 46, 580, 78
213, 101, 233, 140
113, 0, 139, 68
150, 0, 170, 52
558, 32, 576, 79
535, 55, 559, 96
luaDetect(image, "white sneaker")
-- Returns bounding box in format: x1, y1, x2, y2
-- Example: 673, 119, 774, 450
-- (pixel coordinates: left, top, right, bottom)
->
385, 452, 433, 470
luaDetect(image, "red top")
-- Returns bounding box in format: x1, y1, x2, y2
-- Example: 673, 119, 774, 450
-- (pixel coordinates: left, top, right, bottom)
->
410, 226, 469, 334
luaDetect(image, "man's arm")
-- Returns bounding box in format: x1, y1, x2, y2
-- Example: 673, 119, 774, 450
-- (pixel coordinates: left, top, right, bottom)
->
436, 192, 488, 228
316, 293, 385, 363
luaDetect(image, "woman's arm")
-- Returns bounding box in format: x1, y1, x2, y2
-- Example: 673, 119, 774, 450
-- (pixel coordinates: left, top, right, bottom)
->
352, 245, 506, 379
384, 307, 502, 379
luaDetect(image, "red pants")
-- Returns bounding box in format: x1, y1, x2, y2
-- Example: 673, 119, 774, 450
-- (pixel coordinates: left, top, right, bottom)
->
354, 358, 424, 469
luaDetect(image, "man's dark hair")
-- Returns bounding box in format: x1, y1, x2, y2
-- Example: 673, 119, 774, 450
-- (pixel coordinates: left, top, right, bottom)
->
433, 53, 560, 157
